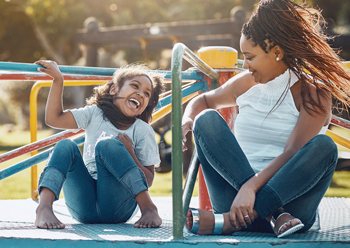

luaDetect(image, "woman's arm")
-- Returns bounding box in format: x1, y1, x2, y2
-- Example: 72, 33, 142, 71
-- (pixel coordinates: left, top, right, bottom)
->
229, 84, 332, 228
245, 86, 331, 193
182, 71, 255, 142
35, 60, 78, 130
117, 133, 155, 187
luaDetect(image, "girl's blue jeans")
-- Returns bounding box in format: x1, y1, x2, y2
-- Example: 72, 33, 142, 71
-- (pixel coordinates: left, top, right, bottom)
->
38, 137, 148, 224
193, 109, 338, 233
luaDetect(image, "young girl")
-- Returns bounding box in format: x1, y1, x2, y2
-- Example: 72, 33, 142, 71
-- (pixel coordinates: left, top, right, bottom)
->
34, 60, 164, 229
182, 0, 350, 238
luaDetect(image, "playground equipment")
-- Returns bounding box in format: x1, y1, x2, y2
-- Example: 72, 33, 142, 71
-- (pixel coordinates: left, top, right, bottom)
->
1, 44, 350, 246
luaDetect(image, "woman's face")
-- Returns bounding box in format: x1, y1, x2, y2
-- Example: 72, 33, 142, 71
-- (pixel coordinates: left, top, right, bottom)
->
240, 35, 287, 84
110, 75, 152, 118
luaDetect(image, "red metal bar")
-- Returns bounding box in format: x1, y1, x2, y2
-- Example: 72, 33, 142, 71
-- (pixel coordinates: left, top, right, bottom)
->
331, 115, 350, 130
0, 73, 113, 81
0, 129, 84, 163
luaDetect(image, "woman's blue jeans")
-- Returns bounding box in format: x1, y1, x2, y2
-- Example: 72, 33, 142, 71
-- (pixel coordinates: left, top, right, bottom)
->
193, 109, 337, 233
38, 137, 148, 224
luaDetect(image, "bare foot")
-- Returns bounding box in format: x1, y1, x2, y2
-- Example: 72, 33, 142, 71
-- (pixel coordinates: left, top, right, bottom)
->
35, 205, 65, 229
134, 204, 162, 228
186, 209, 241, 235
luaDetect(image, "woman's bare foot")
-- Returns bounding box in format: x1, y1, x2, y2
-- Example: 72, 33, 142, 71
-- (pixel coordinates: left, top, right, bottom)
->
134, 204, 162, 228
186, 208, 241, 235
35, 204, 65, 229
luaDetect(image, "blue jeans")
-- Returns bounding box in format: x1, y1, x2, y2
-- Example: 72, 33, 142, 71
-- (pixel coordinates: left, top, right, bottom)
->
38, 137, 148, 224
193, 109, 337, 233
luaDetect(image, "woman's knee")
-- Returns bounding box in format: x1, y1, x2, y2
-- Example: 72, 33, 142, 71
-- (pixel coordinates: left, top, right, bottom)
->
193, 109, 226, 133
312, 134, 338, 156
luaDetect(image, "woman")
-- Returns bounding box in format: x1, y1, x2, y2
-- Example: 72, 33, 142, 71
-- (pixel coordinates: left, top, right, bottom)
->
181, 0, 350, 238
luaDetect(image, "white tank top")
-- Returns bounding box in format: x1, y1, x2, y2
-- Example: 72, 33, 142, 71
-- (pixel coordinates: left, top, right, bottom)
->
234, 69, 328, 171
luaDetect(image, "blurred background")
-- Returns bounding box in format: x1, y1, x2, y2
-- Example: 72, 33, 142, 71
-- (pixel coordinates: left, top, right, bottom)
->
1, 0, 350, 199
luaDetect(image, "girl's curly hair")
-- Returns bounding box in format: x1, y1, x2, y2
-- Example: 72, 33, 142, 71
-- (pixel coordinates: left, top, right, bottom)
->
86, 64, 165, 129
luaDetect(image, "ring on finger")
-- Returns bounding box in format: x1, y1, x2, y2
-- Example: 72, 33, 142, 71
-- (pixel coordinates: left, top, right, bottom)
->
244, 215, 249, 218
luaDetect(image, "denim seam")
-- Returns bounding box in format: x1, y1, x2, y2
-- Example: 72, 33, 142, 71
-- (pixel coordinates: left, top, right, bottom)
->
95, 153, 146, 197
279, 152, 336, 206
194, 129, 253, 189
65, 203, 90, 223
255, 184, 283, 219
114, 196, 136, 223
38, 167, 66, 200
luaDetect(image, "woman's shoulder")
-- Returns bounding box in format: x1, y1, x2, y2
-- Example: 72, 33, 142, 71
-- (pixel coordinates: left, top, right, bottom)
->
226, 70, 257, 99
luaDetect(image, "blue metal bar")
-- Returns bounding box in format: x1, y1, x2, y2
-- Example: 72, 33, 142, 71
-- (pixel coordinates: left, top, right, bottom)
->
0, 62, 203, 81
156, 81, 207, 109
0, 81, 204, 181
0, 135, 85, 180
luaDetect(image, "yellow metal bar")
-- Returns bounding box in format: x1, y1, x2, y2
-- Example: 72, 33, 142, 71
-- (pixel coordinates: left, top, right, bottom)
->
29, 80, 107, 200
325, 129, 350, 149
150, 92, 198, 125
29, 81, 196, 200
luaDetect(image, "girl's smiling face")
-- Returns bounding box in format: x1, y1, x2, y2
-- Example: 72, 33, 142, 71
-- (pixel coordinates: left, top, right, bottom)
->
110, 75, 153, 118
240, 35, 287, 84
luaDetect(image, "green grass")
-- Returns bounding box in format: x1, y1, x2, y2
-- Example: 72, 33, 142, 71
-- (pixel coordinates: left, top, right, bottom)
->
0, 125, 348, 199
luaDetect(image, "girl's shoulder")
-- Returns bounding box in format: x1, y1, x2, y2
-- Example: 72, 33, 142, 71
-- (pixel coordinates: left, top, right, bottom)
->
133, 119, 154, 133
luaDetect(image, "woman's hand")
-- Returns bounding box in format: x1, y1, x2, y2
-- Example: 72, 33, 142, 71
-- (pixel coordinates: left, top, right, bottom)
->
35, 60, 63, 82
229, 185, 256, 229
181, 117, 194, 151
117, 133, 134, 155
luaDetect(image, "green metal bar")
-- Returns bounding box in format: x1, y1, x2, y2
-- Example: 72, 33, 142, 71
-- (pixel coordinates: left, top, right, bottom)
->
182, 149, 200, 225
171, 43, 220, 239
171, 43, 184, 240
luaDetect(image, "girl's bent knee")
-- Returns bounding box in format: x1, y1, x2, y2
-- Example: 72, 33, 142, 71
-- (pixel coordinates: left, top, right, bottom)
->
95, 137, 124, 154
54, 139, 80, 154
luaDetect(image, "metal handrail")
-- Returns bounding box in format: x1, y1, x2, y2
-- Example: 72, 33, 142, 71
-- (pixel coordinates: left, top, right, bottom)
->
0, 62, 203, 81
171, 43, 220, 239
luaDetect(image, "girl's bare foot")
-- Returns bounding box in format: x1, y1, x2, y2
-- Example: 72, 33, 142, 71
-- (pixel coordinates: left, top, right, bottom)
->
134, 204, 162, 228
35, 205, 65, 229
186, 208, 241, 235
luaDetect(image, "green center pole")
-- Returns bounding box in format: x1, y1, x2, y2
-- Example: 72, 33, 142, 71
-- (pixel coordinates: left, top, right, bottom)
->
171, 43, 184, 240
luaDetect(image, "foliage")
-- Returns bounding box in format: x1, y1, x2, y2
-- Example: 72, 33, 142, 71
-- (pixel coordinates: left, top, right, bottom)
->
1, 0, 350, 127
0, 1, 43, 62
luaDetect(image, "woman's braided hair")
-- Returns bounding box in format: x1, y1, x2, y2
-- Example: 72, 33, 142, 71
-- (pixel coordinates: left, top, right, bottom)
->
242, 0, 350, 115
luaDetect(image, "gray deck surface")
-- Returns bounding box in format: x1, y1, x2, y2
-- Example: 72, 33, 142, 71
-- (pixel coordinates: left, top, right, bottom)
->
0, 197, 349, 247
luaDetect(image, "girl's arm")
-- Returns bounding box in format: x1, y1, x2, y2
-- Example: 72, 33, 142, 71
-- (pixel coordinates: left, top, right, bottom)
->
229, 84, 332, 228
35, 60, 78, 130
117, 133, 155, 187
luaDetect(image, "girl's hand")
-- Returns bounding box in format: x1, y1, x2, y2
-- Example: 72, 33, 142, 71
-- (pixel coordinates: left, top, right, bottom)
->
117, 133, 133, 155
34, 60, 63, 82
181, 117, 194, 151
229, 185, 256, 229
